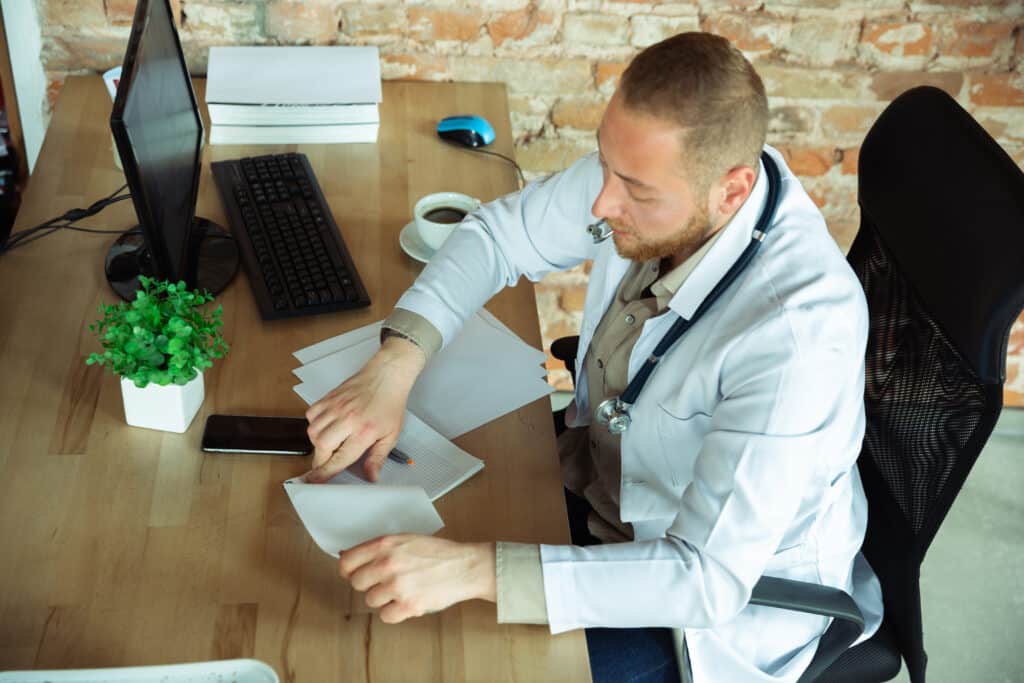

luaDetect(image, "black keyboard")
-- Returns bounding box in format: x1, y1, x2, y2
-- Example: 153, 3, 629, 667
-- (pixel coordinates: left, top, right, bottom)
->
211, 153, 370, 319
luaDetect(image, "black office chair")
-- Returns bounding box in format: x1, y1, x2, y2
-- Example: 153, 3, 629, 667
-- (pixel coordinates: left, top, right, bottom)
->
550, 86, 1024, 682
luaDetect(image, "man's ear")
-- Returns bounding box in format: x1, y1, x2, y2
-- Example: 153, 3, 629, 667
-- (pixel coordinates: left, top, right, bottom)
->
710, 165, 757, 224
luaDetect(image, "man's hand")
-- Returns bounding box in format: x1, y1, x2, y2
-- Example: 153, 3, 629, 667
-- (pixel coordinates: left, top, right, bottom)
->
305, 336, 427, 483
340, 535, 497, 623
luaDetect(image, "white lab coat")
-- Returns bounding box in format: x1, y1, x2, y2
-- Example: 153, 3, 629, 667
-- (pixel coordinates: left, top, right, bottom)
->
395, 146, 883, 682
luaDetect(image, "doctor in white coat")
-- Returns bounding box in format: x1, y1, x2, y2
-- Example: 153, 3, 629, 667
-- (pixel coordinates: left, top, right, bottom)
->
303, 32, 883, 683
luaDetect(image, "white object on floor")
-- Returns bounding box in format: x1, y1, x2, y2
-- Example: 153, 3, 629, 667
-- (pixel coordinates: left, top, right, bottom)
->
0, 658, 278, 682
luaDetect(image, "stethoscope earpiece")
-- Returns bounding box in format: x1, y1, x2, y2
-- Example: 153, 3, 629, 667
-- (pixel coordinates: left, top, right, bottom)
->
587, 219, 613, 244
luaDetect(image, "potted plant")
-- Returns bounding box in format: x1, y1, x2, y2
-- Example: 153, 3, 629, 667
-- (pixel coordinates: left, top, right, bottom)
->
86, 275, 229, 433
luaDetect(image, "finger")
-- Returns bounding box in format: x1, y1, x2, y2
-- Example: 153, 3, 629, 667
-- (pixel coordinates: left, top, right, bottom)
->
364, 577, 400, 608
313, 428, 379, 483
307, 418, 363, 478
379, 600, 423, 624
339, 536, 394, 580
363, 438, 397, 483
305, 386, 341, 424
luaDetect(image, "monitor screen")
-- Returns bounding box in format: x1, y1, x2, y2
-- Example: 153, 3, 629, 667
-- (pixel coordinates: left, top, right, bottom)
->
110, 0, 203, 284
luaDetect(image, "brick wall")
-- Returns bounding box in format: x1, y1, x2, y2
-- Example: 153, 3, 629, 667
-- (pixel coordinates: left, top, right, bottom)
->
36, 0, 1024, 403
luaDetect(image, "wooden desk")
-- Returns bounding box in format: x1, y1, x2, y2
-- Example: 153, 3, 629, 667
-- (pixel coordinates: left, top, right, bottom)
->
0, 76, 590, 681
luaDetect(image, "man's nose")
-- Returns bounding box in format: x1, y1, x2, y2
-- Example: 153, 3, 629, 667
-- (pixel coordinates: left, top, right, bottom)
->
591, 179, 623, 221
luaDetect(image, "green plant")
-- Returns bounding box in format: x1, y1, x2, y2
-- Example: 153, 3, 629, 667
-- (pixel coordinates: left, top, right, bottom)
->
86, 275, 229, 388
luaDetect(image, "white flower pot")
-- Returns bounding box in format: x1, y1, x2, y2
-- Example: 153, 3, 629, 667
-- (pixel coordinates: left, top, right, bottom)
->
120, 372, 205, 433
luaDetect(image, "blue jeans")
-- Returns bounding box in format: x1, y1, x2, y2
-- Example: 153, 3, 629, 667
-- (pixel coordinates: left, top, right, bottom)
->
564, 489, 683, 683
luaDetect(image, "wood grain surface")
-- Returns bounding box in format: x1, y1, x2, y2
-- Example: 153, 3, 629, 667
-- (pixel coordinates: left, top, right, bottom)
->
0, 76, 590, 682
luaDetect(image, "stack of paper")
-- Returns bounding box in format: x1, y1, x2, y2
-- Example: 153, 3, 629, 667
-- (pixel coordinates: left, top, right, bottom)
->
284, 309, 555, 552
206, 46, 382, 145
291, 309, 554, 440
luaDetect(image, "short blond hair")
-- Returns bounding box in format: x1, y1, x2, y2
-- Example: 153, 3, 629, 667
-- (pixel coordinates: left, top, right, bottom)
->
619, 32, 769, 191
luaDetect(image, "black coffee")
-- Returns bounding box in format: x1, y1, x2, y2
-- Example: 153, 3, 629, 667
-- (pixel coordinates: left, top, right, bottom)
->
423, 206, 467, 224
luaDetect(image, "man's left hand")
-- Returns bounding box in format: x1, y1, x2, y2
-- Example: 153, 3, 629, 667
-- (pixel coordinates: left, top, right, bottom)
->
340, 535, 496, 623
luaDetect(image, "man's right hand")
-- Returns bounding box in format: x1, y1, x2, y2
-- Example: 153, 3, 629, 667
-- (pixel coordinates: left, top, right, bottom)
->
304, 335, 428, 483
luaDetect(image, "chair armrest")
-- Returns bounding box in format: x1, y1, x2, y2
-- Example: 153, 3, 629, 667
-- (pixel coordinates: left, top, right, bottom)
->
550, 335, 580, 386
749, 576, 865, 683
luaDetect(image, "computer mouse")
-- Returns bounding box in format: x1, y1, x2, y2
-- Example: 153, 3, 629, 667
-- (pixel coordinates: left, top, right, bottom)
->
437, 115, 496, 148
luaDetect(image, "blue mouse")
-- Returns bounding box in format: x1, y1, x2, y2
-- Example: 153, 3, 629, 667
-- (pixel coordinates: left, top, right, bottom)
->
437, 115, 496, 148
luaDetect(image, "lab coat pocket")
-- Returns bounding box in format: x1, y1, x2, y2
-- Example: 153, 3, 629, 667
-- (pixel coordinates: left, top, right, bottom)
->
655, 403, 711, 491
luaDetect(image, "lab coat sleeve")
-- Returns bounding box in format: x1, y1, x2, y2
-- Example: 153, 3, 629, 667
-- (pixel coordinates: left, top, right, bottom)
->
540, 309, 860, 632
394, 153, 603, 347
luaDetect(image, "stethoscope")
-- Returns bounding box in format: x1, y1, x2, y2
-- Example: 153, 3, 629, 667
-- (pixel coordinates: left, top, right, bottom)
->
588, 152, 782, 434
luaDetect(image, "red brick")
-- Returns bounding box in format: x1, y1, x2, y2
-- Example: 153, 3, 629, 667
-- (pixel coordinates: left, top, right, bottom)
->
870, 71, 964, 101
487, 8, 554, 47
380, 53, 448, 80
827, 220, 859, 254
841, 147, 859, 175
595, 62, 628, 91
777, 146, 837, 177
822, 105, 883, 137
968, 74, 1024, 107
938, 21, 1016, 58
559, 286, 589, 313
703, 13, 783, 52
807, 189, 827, 209
46, 77, 65, 111
47, 0, 105, 25
1009, 316, 1024, 355
542, 319, 582, 345
862, 22, 933, 57
409, 8, 484, 43
266, 2, 338, 44
107, 0, 182, 26
552, 98, 605, 131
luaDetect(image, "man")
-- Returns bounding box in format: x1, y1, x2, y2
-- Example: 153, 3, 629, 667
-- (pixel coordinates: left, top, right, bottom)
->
303, 32, 883, 683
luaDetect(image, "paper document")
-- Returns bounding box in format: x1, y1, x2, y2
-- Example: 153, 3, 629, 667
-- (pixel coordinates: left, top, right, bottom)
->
291, 310, 553, 439
206, 46, 382, 105
284, 412, 483, 555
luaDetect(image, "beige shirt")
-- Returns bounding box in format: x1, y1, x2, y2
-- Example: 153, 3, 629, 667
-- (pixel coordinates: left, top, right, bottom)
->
383, 230, 722, 624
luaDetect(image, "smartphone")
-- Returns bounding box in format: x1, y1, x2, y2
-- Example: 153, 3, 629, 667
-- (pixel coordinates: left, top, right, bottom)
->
201, 414, 312, 455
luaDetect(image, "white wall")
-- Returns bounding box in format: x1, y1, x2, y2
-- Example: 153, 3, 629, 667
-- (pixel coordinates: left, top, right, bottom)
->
1, 0, 46, 174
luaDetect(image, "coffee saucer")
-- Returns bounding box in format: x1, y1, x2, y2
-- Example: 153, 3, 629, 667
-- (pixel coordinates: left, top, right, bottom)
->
399, 221, 435, 263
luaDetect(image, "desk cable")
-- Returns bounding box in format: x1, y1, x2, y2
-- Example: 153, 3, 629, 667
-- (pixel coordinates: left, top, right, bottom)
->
0, 183, 134, 256
438, 139, 526, 189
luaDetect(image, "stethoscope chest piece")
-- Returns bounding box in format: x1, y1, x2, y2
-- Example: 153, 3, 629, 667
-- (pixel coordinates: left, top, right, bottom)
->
596, 397, 632, 434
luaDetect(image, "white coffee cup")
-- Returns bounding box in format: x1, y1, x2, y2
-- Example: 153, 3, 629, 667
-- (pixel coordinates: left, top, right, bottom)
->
413, 191, 480, 251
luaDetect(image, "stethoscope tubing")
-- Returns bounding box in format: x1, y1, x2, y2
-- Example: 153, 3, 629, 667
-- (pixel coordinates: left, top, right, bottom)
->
597, 151, 783, 431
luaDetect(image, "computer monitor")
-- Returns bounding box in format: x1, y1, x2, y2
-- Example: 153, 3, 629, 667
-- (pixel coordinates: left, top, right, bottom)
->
106, 0, 238, 300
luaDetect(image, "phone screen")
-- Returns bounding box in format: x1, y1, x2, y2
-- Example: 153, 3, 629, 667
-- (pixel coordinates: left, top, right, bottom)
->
201, 414, 312, 455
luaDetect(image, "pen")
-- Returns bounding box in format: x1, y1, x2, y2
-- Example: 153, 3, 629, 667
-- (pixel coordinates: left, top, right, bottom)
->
387, 449, 415, 466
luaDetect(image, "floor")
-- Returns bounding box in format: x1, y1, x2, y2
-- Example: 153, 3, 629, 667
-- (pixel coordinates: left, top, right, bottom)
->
550, 395, 1024, 682
889, 407, 1024, 683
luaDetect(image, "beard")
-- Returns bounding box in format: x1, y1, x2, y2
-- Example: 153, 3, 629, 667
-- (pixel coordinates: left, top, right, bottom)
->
609, 202, 714, 264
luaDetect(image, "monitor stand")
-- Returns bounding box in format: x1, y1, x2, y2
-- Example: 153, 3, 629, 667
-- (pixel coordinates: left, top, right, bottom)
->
104, 216, 240, 301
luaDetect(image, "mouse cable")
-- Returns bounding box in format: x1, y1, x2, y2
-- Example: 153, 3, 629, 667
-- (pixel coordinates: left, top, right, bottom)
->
440, 139, 526, 189
0, 183, 133, 255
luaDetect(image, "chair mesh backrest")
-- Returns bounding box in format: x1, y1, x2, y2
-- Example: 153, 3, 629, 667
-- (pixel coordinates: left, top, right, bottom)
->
852, 225, 989, 537
843, 86, 1024, 683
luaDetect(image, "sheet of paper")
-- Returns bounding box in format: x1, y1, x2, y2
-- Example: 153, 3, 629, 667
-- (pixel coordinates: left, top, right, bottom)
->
282, 413, 481, 555
291, 312, 552, 439
284, 481, 442, 555
293, 321, 382, 365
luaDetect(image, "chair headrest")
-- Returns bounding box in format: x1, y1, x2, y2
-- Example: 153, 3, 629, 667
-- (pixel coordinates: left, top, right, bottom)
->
858, 86, 1024, 384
